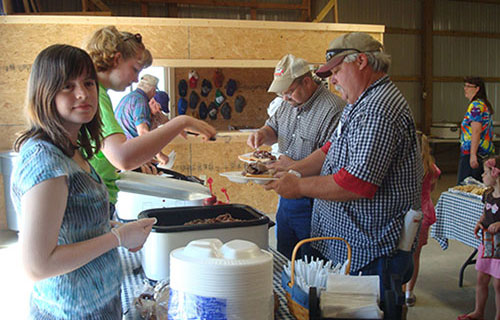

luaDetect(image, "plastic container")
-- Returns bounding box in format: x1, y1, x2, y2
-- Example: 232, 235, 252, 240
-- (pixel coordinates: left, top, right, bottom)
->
168, 239, 274, 320
138, 204, 273, 281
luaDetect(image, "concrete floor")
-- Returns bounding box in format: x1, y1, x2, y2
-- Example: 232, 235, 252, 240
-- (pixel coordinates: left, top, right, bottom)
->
0, 173, 497, 319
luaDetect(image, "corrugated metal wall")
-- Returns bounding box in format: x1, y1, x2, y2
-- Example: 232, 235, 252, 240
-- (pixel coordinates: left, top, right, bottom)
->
433, 0, 500, 123
335, 0, 422, 123
335, 0, 500, 125
434, 0, 500, 32
338, 0, 421, 29
37, 0, 500, 126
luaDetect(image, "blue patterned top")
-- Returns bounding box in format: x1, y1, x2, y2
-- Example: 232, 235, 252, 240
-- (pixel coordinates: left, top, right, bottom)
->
11, 138, 123, 319
460, 98, 495, 156
312, 76, 422, 272
114, 88, 151, 140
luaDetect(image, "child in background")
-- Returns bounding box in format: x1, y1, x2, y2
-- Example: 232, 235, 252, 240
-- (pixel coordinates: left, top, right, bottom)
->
405, 132, 441, 306
11, 44, 157, 319
458, 156, 500, 320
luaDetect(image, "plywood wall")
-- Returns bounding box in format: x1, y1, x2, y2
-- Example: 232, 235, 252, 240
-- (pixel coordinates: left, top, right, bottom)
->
0, 15, 384, 229
0, 16, 383, 146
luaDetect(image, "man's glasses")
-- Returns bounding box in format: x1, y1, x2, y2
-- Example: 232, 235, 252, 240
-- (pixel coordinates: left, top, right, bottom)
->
279, 78, 303, 99
123, 33, 142, 44
325, 48, 361, 61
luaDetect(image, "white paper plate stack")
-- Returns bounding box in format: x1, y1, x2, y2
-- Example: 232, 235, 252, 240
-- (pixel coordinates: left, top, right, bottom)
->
169, 238, 274, 320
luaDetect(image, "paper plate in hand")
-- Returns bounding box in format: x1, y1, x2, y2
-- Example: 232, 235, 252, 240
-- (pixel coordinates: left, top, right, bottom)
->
238, 152, 280, 163
219, 171, 278, 185
157, 150, 176, 170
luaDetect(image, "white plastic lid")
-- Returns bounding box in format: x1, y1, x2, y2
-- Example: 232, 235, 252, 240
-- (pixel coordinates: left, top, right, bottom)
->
171, 238, 272, 266
116, 171, 211, 200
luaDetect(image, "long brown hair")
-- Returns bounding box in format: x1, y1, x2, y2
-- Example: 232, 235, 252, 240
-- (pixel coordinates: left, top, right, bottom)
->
14, 44, 102, 159
418, 131, 437, 177
464, 76, 494, 115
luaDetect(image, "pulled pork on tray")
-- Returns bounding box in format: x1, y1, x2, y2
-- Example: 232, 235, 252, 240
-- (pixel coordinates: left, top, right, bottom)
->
184, 213, 242, 225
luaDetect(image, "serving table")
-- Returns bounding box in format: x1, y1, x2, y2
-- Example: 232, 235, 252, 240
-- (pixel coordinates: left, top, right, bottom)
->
119, 246, 294, 319
431, 191, 483, 287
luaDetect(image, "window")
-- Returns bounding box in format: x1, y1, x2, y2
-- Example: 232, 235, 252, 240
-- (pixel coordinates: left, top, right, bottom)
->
108, 66, 166, 110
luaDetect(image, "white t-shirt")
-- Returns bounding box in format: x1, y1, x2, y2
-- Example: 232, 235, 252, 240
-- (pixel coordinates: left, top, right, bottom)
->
267, 97, 283, 154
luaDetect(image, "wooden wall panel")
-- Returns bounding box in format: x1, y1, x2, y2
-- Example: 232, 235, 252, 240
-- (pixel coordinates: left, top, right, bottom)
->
0, 16, 384, 63
0, 126, 25, 151
189, 28, 382, 63
142, 25, 190, 59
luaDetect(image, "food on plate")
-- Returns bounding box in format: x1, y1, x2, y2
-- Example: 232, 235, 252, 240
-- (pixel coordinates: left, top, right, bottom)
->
451, 184, 488, 195
239, 150, 277, 163
251, 150, 277, 161
242, 162, 275, 178
184, 213, 242, 225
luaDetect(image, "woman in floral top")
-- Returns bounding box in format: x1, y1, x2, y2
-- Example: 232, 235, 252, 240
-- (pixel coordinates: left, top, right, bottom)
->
458, 76, 495, 184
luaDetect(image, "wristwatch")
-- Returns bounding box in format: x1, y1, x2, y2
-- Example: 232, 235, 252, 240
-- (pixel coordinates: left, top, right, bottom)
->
288, 169, 302, 178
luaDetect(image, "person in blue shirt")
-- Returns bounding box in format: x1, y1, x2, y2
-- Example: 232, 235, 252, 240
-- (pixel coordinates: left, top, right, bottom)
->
115, 74, 169, 165
150, 90, 171, 130
11, 44, 157, 319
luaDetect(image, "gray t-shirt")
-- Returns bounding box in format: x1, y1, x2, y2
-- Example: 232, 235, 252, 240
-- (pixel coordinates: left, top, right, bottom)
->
265, 84, 345, 160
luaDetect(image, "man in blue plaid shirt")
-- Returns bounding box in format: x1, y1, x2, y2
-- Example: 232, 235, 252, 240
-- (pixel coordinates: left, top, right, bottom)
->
265, 33, 422, 295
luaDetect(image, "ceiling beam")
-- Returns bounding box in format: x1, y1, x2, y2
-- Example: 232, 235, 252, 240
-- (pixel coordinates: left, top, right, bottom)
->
110, 0, 311, 20
450, 0, 500, 4
312, 0, 337, 23
115, 0, 309, 10
422, 0, 434, 135
10, 11, 112, 15
88, 0, 111, 11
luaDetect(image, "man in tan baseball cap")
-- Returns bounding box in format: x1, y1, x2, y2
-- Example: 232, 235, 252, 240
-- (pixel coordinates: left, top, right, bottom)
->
316, 32, 385, 79
268, 54, 310, 94
248, 53, 345, 260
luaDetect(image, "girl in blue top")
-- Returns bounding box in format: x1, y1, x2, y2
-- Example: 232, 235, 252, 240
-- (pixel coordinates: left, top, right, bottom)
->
11, 44, 156, 319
